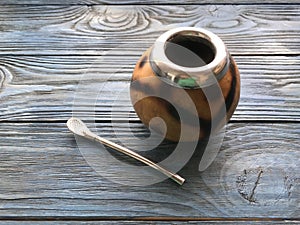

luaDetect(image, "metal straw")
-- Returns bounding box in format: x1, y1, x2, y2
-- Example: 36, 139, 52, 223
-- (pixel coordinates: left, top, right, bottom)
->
67, 117, 185, 185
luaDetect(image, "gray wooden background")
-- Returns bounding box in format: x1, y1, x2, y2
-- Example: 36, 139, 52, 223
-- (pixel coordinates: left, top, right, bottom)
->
0, 0, 299, 224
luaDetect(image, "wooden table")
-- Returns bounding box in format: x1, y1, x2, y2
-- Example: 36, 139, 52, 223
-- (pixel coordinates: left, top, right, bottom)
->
0, 0, 299, 224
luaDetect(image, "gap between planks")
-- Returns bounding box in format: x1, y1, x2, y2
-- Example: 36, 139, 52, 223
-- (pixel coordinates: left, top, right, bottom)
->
3, 53, 296, 58
0, 216, 297, 221
0, 120, 300, 124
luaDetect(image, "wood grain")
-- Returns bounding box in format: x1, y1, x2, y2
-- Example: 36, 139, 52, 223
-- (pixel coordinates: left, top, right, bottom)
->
0, 55, 299, 122
0, 122, 299, 218
0, 5, 300, 55
1, 0, 300, 4
0, 0, 299, 222
0, 220, 298, 224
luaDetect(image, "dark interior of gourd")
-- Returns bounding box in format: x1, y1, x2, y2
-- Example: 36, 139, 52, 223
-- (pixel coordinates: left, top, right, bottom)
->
165, 33, 216, 68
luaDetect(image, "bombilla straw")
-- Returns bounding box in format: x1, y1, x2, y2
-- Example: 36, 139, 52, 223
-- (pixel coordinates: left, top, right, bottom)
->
67, 117, 185, 185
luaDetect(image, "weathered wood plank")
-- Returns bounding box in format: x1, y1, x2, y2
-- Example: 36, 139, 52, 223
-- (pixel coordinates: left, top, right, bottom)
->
0, 220, 298, 224
0, 2, 299, 221
0, 5, 300, 55
1, 0, 300, 4
0, 55, 299, 122
0, 122, 299, 218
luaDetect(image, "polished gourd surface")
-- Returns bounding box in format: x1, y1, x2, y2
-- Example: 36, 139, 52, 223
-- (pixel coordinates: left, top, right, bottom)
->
131, 48, 240, 141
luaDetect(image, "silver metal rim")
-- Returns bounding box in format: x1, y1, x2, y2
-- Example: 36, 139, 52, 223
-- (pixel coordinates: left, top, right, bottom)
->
150, 27, 229, 88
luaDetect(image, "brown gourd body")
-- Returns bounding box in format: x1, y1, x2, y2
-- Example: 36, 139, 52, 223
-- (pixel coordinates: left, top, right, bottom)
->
130, 28, 240, 142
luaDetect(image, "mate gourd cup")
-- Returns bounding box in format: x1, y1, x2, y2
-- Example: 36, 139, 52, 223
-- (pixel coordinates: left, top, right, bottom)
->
130, 27, 240, 142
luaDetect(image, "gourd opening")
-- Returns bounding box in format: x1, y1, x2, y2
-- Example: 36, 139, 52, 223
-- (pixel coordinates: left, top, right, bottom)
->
165, 32, 216, 68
